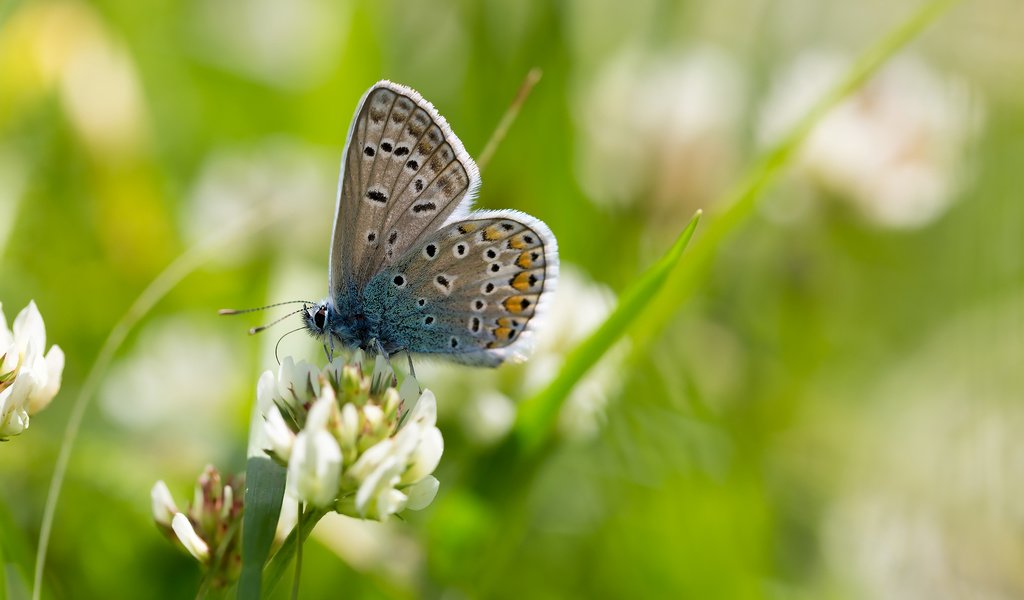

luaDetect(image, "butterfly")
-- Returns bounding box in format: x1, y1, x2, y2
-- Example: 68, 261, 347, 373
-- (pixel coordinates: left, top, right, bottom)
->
301, 81, 558, 367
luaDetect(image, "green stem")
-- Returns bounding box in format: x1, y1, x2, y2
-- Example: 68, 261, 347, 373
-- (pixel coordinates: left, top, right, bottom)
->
291, 505, 305, 600
32, 206, 290, 600
477, 68, 543, 173
195, 573, 213, 600
262, 509, 325, 597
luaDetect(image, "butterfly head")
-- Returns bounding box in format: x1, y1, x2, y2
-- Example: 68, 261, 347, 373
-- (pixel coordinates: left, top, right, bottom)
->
302, 300, 331, 338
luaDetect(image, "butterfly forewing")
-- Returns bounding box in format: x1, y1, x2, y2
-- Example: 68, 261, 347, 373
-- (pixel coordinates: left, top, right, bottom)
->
330, 82, 480, 300
376, 212, 558, 366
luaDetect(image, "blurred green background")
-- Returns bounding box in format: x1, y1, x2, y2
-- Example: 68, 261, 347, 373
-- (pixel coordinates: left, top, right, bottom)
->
2, 0, 1022, 598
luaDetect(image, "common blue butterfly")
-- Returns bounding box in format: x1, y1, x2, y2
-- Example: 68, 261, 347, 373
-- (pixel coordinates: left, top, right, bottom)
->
301, 81, 558, 367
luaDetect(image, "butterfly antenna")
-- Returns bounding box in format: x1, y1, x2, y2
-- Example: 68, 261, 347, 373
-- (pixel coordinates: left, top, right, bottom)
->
275, 326, 306, 365
249, 307, 307, 335
218, 300, 314, 316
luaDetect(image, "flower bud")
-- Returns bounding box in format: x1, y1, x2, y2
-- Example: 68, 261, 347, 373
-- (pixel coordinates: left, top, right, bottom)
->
150, 481, 178, 528
172, 513, 210, 563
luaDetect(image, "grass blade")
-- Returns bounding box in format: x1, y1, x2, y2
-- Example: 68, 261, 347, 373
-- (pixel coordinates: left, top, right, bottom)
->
514, 210, 703, 451
237, 458, 286, 600
32, 206, 290, 600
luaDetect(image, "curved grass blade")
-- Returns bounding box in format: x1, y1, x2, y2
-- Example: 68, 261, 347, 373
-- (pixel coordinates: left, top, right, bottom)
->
514, 210, 703, 452
32, 206, 290, 600
468, 1, 962, 591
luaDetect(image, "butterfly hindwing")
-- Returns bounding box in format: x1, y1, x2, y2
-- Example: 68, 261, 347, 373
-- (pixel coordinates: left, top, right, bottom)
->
366, 211, 559, 366
330, 81, 480, 300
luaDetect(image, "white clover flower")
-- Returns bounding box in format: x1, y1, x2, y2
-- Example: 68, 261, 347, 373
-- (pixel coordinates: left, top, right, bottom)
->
287, 392, 343, 508
258, 354, 443, 521
758, 51, 984, 229
342, 391, 444, 519
0, 301, 65, 441
152, 466, 244, 588
263, 405, 297, 462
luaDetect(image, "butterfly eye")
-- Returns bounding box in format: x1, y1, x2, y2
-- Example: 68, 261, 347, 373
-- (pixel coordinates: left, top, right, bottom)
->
314, 307, 327, 329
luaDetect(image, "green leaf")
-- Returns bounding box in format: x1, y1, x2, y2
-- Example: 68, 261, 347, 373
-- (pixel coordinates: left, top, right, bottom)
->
513, 210, 703, 452
238, 457, 286, 600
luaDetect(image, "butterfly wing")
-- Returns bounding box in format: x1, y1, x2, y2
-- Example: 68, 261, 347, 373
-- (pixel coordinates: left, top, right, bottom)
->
329, 81, 481, 304
366, 210, 559, 367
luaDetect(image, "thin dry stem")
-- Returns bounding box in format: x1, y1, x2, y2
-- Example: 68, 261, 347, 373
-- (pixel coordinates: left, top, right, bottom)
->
477, 68, 543, 173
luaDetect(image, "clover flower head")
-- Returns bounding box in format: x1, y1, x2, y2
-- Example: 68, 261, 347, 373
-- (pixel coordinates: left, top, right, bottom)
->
258, 352, 442, 521
151, 466, 244, 589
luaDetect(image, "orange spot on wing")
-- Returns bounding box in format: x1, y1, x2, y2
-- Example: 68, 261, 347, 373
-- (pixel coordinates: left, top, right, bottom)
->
507, 235, 528, 250
510, 271, 541, 292
482, 225, 503, 241
502, 296, 535, 314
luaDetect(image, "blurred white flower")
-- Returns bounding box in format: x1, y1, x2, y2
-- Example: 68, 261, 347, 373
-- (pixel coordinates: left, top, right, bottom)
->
189, 0, 350, 88
311, 513, 423, 584
574, 46, 745, 216
259, 354, 443, 521
184, 140, 334, 264
100, 316, 244, 455
0, 300, 64, 441
758, 51, 984, 228
152, 466, 244, 588
816, 294, 1024, 598
459, 391, 516, 446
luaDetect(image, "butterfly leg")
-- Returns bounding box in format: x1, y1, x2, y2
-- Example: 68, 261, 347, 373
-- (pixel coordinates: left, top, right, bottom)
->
372, 337, 390, 362
324, 334, 337, 363
405, 351, 418, 380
